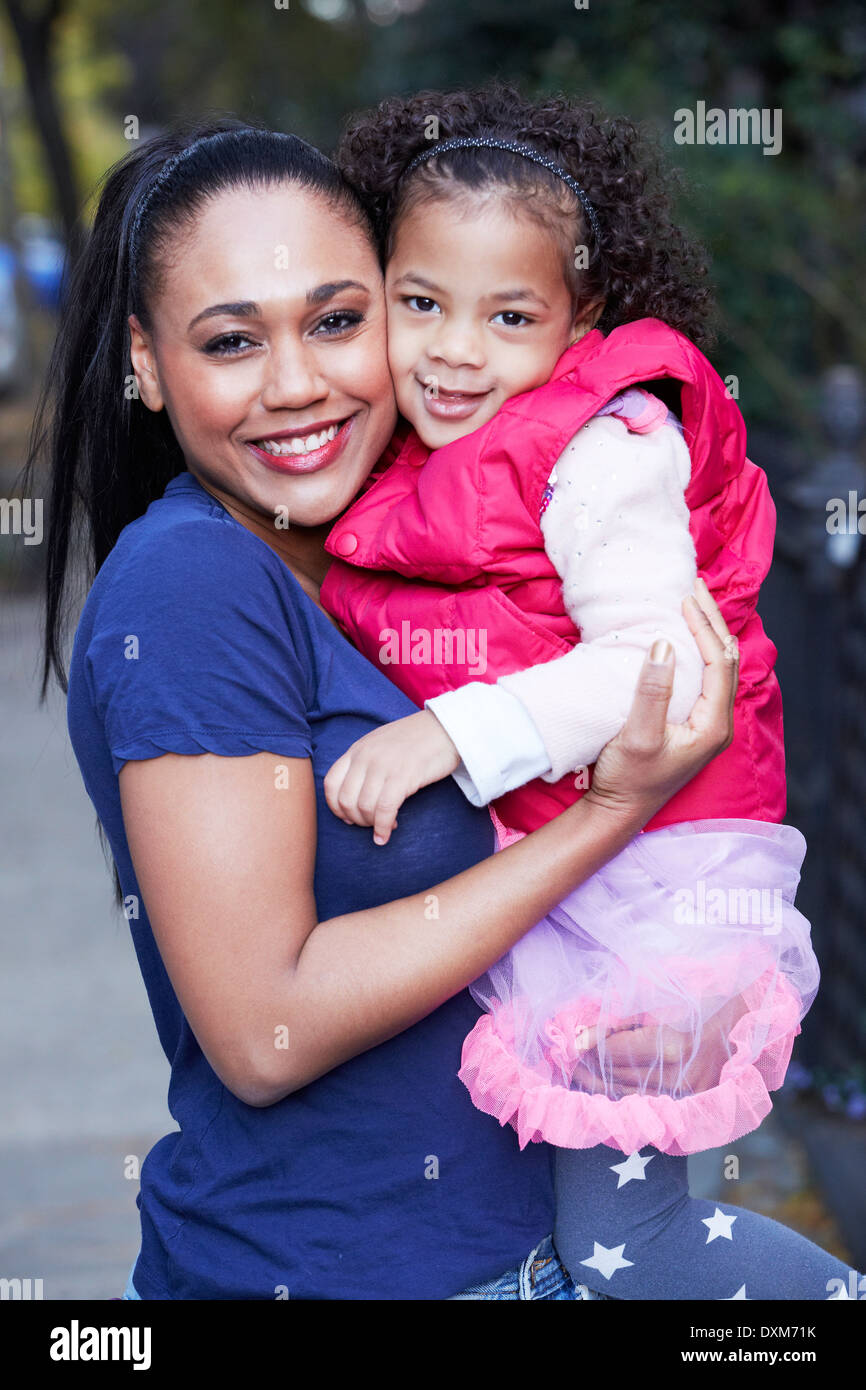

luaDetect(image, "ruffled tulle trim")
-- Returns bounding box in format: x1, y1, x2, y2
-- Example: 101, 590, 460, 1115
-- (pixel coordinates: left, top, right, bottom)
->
458, 971, 803, 1156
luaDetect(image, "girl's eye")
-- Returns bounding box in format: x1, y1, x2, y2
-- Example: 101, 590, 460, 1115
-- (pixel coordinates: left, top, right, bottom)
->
406, 296, 441, 314
314, 310, 365, 336
204, 332, 257, 356
492, 310, 533, 328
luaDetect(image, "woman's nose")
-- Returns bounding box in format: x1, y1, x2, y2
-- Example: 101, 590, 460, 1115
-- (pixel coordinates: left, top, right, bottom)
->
260, 336, 328, 411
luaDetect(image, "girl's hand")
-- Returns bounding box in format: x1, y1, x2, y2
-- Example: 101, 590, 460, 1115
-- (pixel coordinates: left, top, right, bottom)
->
324, 710, 460, 845
584, 578, 738, 828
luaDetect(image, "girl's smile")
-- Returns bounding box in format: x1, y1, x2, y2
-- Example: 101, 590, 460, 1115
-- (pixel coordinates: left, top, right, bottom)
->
415, 380, 493, 423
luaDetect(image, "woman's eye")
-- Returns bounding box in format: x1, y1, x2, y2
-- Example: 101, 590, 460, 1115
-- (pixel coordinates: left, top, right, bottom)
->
314, 310, 365, 336
204, 332, 257, 355
406, 296, 440, 314
493, 311, 532, 327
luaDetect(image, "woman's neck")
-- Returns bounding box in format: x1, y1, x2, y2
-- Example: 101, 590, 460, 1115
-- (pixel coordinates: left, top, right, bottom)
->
199, 481, 335, 611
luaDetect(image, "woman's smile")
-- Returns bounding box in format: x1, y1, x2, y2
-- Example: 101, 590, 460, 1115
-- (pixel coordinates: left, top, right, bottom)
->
246, 415, 355, 474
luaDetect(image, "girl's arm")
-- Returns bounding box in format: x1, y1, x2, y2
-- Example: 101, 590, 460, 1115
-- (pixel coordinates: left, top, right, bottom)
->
119, 589, 735, 1107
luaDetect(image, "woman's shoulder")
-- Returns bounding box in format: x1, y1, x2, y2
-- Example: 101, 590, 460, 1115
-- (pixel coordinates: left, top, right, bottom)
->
87, 473, 298, 623
103, 471, 276, 573
72, 471, 318, 691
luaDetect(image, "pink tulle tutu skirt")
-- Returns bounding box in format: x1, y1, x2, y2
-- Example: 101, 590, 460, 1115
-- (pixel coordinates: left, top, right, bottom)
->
460, 819, 819, 1156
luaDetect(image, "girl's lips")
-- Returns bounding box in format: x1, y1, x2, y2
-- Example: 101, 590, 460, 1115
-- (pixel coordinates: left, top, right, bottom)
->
246, 416, 355, 475
419, 382, 491, 421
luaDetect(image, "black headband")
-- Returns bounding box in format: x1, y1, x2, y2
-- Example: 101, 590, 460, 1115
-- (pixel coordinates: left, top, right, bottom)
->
401, 135, 602, 245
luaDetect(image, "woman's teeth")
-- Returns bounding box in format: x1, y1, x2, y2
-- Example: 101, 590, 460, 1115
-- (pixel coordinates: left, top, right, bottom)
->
257, 422, 342, 456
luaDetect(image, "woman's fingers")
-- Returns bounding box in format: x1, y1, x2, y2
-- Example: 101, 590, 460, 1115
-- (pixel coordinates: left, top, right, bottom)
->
681, 590, 739, 746
618, 639, 675, 754
692, 576, 731, 644
569, 1018, 732, 1098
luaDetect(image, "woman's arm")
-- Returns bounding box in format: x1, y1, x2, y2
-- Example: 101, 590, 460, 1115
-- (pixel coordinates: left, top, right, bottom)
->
120, 585, 736, 1107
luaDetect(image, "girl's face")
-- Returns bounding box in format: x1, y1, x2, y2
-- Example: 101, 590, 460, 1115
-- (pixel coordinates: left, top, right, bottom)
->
385, 193, 602, 450
129, 183, 397, 533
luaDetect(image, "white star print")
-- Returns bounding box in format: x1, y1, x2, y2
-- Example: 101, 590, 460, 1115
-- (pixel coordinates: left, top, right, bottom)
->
610, 1151, 655, 1188
580, 1242, 635, 1280
723, 1284, 748, 1299
702, 1207, 737, 1243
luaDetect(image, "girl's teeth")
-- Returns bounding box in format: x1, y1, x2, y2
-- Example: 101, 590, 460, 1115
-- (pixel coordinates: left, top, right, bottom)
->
258, 423, 341, 456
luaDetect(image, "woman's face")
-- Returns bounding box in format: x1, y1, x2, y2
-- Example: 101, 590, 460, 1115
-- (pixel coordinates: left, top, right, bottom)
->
129, 182, 397, 532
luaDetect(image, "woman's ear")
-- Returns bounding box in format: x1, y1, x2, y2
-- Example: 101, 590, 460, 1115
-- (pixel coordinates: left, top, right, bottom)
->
128, 314, 165, 412
569, 298, 606, 346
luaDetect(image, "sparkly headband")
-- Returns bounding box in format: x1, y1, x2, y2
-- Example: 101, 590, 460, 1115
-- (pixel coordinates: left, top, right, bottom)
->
401, 136, 602, 245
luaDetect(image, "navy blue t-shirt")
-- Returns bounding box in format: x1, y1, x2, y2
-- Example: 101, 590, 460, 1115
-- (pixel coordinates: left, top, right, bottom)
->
66, 470, 554, 1300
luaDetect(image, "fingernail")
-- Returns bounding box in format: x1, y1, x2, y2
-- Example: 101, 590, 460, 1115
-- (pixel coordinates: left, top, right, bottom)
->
373, 833, 386, 845
696, 576, 710, 593
650, 639, 672, 664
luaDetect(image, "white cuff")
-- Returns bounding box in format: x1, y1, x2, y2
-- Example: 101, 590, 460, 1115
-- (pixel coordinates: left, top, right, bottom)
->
425, 682, 551, 806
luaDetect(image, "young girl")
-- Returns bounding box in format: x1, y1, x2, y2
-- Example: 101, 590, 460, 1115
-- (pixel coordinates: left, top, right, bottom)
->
316, 85, 854, 1301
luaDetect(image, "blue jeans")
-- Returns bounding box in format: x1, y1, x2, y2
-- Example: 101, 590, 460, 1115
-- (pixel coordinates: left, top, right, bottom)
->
448, 1233, 605, 1300
121, 1234, 605, 1300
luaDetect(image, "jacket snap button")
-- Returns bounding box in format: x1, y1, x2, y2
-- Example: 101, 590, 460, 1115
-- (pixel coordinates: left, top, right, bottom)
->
335, 532, 358, 556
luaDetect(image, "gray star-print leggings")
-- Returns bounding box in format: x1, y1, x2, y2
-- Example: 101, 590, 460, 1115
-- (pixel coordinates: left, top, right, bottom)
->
553, 1144, 860, 1300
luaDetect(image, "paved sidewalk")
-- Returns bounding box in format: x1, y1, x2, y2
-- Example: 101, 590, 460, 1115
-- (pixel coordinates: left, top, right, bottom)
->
0, 594, 173, 1299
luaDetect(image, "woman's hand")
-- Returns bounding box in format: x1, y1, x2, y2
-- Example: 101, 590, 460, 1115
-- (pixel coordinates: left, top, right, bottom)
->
570, 995, 747, 1098
323, 709, 460, 844
584, 578, 738, 829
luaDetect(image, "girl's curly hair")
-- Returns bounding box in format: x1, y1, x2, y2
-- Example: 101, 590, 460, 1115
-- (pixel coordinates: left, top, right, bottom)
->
336, 82, 717, 351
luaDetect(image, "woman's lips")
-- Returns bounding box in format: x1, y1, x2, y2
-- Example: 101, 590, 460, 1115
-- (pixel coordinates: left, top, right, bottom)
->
418, 380, 491, 421
246, 416, 355, 474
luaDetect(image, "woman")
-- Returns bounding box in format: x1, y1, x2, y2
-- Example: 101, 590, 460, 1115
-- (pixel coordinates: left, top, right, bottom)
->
27, 118, 737, 1300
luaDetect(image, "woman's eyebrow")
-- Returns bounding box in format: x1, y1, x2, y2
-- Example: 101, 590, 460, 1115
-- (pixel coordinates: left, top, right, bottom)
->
187, 281, 370, 332
306, 279, 370, 305
187, 301, 260, 332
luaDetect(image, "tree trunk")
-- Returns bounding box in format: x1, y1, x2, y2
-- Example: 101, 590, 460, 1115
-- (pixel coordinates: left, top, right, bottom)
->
4, 0, 84, 267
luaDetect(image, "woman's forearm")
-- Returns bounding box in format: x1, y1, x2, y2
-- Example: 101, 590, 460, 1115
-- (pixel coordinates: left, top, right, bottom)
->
254, 793, 643, 1103
125, 593, 734, 1108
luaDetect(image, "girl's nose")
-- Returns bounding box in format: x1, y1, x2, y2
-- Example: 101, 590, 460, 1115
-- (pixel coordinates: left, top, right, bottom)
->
427, 319, 486, 371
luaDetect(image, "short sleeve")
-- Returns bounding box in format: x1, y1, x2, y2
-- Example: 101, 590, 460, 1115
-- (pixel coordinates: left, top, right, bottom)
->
84, 518, 314, 775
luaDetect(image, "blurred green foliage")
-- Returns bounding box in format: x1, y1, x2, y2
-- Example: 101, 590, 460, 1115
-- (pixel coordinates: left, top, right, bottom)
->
1, 0, 863, 444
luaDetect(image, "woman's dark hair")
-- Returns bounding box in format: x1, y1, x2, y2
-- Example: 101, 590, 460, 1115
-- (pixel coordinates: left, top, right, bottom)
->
22, 114, 373, 703
336, 82, 717, 350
